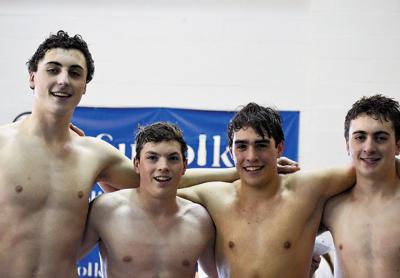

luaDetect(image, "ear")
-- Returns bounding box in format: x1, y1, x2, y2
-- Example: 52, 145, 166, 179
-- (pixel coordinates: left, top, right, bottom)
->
229, 146, 237, 163
396, 139, 400, 156
181, 159, 188, 176
134, 158, 140, 175
82, 84, 87, 95
276, 142, 284, 157
346, 140, 350, 155
29, 72, 35, 90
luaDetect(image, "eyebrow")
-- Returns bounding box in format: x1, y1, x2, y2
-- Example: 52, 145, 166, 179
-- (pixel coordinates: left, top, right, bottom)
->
145, 151, 181, 156
234, 139, 270, 144
352, 130, 390, 136
45, 61, 84, 70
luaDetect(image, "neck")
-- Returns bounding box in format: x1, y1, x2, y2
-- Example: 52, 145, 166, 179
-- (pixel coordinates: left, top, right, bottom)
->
237, 174, 281, 202
23, 111, 72, 144
136, 188, 179, 216
352, 167, 400, 199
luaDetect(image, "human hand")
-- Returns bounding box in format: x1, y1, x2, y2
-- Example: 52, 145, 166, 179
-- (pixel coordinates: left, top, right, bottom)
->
309, 255, 321, 278
69, 123, 85, 136
277, 156, 300, 174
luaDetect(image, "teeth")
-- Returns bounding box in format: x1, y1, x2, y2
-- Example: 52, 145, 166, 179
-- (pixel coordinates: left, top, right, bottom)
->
154, 176, 171, 182
244, 166, 263, 171
51, 92, 70, 97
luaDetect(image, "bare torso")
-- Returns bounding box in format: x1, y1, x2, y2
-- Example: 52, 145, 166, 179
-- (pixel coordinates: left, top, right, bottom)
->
324, 182, 400, 278
200, 178, 324, 278
0, 122, 113, 277
93, 189, 214, 278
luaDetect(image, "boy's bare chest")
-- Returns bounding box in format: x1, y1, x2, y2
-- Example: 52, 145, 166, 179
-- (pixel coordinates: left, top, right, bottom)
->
332, 200, 400, 259
0, 142, 97, 209
102, 215, 208, 268
213, 198, 321, 262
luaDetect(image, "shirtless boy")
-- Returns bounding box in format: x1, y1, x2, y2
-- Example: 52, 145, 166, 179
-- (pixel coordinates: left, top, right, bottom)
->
80, 122, 218, 278
323, 95, 400, 277
178, 102, 356, 277
0, 30, 235, 278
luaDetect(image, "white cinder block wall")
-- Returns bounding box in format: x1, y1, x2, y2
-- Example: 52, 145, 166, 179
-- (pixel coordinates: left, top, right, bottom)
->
1, 0, 399, 170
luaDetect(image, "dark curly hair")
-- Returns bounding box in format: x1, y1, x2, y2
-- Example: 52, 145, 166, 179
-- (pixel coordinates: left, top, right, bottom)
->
135, 122, 188, 161
228, 102, 284, 148
27, 30, 94, 83
344, 94, 400, 141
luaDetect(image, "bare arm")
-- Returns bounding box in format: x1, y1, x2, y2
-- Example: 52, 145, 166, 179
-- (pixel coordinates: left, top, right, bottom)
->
79, 200, 100, 259
296, 165, 356, 202
198, 225, 218, 278
94, 138, 140, 190
179, 157, 298, 189
179, 168, 238, 188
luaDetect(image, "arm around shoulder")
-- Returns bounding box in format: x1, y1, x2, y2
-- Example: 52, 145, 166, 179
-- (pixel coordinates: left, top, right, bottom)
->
93, 137, 140, 190
297, 165, 355, 200
179, 167, 238, 188
79, 198, 102, 259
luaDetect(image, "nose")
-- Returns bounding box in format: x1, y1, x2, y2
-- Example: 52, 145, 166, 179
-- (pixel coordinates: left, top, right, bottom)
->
157, 157, 169, 172
246, 146, 258, 162
57, 70, 70, 86
363, 136, 376, 154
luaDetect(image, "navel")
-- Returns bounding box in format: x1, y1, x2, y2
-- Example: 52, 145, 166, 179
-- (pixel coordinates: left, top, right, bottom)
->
182, 259, 191, 267
15, 185, 23, 193
338, 244, 343, 250
228, 241, 235, 249
283, 241, 292, 249
122, 255, 132, 263
77, 191, 84, 199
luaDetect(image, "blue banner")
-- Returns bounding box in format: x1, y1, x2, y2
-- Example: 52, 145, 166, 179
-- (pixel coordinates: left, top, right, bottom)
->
74, 107, 299, 278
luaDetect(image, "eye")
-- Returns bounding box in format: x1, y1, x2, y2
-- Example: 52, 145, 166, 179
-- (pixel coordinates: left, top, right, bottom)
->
235, 144, 247, 151
376, 135, 388, 143
354, 135, 366, 141
69, 70, 82, 78
146, 155, 158, 161
46, 67, 59, 75
256, 143, 268, 149
169, 155, 181, 162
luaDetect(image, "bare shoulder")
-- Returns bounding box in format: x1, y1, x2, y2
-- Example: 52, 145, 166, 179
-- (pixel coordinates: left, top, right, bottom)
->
176, 197, 214, 229
71, 135, 125, 163
195, 180, 238, 195
323, 188, 352, 226
0, 122, 20, 141
91, 189, 133, 214
177, 197, 210, 217
72, 135, 117, 154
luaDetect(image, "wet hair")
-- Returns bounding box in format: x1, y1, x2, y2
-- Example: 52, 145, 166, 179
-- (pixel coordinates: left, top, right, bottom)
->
135, 122, 188, 160
27, 30, 94, 83
227, 102, 285, 148
344, 94, 400, 142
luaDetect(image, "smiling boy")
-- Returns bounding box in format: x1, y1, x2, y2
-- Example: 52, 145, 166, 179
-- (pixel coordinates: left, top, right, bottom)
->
323, 95, 400, 277
80, 122, 218, 278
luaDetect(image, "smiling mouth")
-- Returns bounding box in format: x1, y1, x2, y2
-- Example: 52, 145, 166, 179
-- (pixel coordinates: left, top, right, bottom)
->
50, 91, 72, 98
360, 157, 381, 164
154, 176, 172, 182
243, 166, 264, 172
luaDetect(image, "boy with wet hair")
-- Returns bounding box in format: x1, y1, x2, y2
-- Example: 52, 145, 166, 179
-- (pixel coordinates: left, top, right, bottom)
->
227, 102, 284, 148
178, 102, 358, 277
0, 29, 142, 278
80, 122, 218, 278
27, 30, 95, 83
323, 94, 400, 277
0, 30, 236, 278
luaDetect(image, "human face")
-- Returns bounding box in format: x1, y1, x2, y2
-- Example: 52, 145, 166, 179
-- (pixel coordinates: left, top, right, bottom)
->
347, 113, 400, 179
29, 48, 87, 115
231, 127, 283, 187
134, 141, 187, 199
